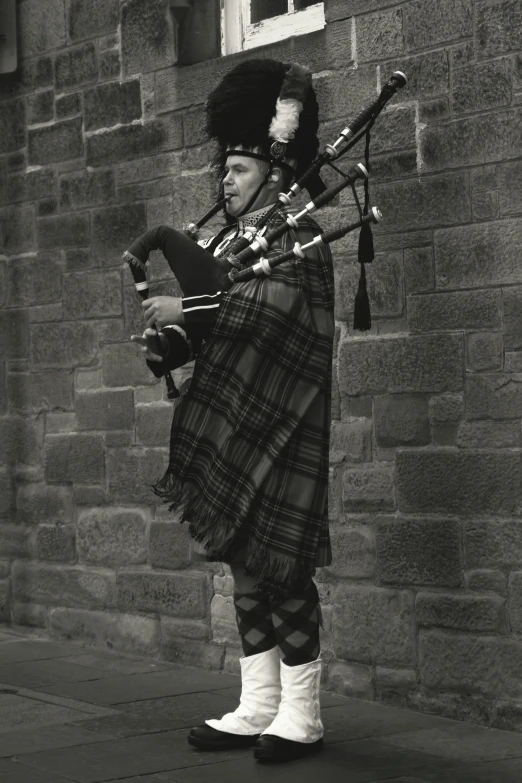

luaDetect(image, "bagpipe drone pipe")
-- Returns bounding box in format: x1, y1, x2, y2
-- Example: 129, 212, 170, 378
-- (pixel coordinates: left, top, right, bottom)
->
123, 71, 407, 398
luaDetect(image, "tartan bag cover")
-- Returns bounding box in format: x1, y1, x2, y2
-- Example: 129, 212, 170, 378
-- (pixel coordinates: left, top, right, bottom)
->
154, 212, 334, 597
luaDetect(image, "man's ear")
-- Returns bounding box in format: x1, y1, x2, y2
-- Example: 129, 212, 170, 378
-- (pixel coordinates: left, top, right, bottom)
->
268, 166, 284, 184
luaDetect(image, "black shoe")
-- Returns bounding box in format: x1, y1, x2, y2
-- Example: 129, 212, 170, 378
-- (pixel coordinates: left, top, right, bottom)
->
188, 724, 260, 751
254, 734, 323, 762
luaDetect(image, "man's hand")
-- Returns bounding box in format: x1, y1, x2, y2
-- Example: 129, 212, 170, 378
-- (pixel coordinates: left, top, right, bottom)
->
130, 328, 168, 362
142, 296, 184, 330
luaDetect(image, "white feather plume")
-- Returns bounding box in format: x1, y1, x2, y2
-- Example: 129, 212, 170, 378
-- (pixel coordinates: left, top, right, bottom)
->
269, 98, 303, 143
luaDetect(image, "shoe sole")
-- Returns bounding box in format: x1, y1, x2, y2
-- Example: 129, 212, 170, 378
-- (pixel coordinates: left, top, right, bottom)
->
188, 734, 260, 751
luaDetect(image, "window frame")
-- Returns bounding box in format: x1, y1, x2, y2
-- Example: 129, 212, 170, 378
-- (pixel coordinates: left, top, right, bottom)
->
221, 0, 325, 56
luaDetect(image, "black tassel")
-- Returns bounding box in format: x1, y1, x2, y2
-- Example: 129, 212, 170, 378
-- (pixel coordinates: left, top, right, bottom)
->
358, 219, 375, 265
353, 260, 371, 332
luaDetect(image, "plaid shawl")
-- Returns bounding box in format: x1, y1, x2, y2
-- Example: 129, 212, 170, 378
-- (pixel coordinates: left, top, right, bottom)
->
154, 212, 334, 597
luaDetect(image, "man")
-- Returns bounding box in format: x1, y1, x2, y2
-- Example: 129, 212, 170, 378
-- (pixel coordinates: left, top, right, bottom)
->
131, 59, 334, 763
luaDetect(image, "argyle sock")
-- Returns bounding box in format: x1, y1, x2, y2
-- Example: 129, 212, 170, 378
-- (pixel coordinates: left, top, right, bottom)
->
234, 591, 277, 657
270, 580, 321, 666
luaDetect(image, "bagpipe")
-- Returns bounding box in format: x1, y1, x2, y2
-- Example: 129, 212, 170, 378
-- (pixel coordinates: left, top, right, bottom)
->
123, 71, 407, 399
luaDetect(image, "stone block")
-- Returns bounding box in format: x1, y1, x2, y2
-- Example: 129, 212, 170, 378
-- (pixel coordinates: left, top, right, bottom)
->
8, 370, 73, 413
50, 607, 161, 656
466, 332, 503, 372
476, 0, 522, 59
16, 483, 73, 526
381, 50, 449, 101
368, 150, 418, 182
0, 310, 28, 361
76, 389, 135, 431
498, 160, 522, 217
0, 579, 11, 623
492, 701, 522, 733
55, 92, 82, 119
335, 251, 403, 321
12, 561, 116, 609
31, 321, 98, 368
7, 255, 62, 307
115, 152, 182, 185
465, 373, 522, 420
338, 333, 464, 397
29, 118, 84, 165
0, 56, 53, 100
418, 96, 451, 123
27, 90, 54, 125
417, 592, 507, 633
161, 616, 210, 642
356, 8, 403, 62
7, 168, 56, 204
408, 290, 501, 333
63, 270, 122, 320
13, 602, 48, 628
60, 170, 115, 209
84, 80, 142, 132
419, 629, 522, 698
161, 635, 224, 670
329, 418, 372, 462
0, 474, 15, 519
315, 66, 377, 123
429, 393, 463, 422
74, 485, 107, 506
503, 286, 522, 349
0, 525, 32, 558
45, 433, 104, 484
55, 42, 97, 91
342, 464, 395, 512
327, 661, 374, 699
135, 404, 173, 447
509, 571, 522, 633
325, 525, 376, 578
403, 246, 434, 295
183, 107, 208, 148
102, 343, 158, 388
149, 520, 191, 570
373, 172, 470, 231
38, 199, 59, 218
36, 524, 76, 561
457, 421, 521, 449
422, 111, 521, 171
375, 666, 416, 691
210, 594, 237, 645
37, 212, 90, 251
19, 0, 66, 57
65, 249, 91, 270
121, 0, 175, 76
334, 585, 415, 665
77, 508, 149, 565
466, 569, 507, 596
464, 519, 522, 569
396, 450, 522, 516
46, 412, 76, 434
67, 0, 119, 41
505, 351, 522, 372
376, 516, 462, 587
0, 415, 43, 468
453, 59, 512, 115
91, 204, 147, 267
1, 202, 35, 255
403, 0, 472, 51
99, 49, 121, 81
86, 119, 183, 167
374, 394, 430, 447
106, 447, 167, 504
117, 570, 209, 619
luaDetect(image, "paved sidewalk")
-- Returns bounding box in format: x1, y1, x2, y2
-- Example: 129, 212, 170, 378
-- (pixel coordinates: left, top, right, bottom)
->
0, 627, 521, 782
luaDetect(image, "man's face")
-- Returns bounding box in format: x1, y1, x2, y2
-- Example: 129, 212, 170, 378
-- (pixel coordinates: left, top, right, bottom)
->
223, 155, 271, 217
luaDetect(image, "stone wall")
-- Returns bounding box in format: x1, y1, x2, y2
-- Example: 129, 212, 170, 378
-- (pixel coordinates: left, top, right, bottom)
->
1, 0, 522, 731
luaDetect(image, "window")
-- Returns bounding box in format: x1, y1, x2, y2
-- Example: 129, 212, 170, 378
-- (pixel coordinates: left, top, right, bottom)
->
221, 0, 325, 56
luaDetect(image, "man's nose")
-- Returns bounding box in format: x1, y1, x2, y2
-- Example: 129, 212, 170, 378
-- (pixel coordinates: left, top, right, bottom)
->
223, 171, 234, 186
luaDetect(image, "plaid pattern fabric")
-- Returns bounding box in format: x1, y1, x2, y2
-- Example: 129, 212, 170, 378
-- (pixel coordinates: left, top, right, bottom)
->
271, 580, 321, 666
154, 211, 334, 598
234, 591, 276, 656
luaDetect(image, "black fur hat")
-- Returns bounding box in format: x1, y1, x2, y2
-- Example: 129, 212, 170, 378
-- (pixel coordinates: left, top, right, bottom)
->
205, 58, 319, 181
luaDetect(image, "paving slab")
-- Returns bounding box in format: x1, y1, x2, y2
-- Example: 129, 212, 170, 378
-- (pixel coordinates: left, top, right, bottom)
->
3, 684, 120, 717
72, 691, 239, 737
0, 724, 116, 758
17, 728, 251, 782
0, 659, 113, 688
414, 757, 522, 783
58, 651, 174, 676
159, 739, 459, 783
380, 723, 522, 763
0, 758, 74, 783
36, 668, 240, 705
0, 640, 81, 664
0, 692, 99, 731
